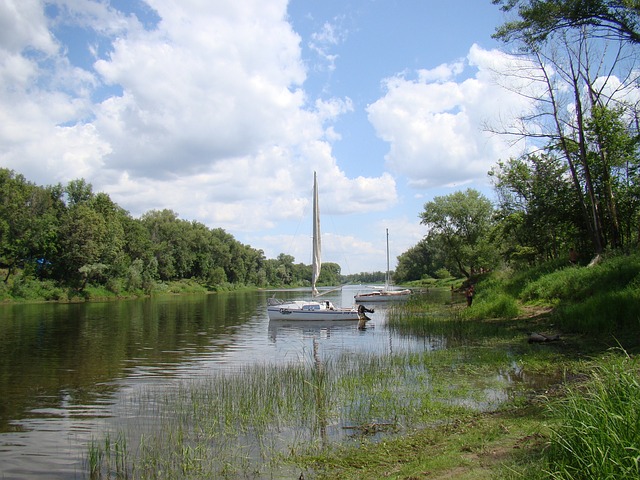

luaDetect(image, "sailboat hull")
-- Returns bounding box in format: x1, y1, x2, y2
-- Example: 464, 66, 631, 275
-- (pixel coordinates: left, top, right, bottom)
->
355, 229, 412, 303
266, 173, 361, 322
354, 289, 411, 303
267, 300, 361, 321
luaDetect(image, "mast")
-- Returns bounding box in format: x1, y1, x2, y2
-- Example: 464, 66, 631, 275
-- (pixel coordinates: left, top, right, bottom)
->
311, 172, 321, 296
385, 228, 390, 289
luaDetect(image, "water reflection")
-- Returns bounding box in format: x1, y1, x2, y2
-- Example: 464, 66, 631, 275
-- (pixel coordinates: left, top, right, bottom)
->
0, 287, 545, 479
0, 288, 420, 479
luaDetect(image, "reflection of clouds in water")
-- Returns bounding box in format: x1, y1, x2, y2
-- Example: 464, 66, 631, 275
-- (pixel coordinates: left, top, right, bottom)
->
0, 287, 534, 479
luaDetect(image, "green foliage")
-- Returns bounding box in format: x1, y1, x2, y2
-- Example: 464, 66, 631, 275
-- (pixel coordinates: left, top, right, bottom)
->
419, 189, 497, 278
546, 352, 640, 479
555, 281, 640, 334
1, 168, 328, 301
489, 0, 640, 261
395, 238, 436, 282
7, 272, 68, 301
520, 253, 640, 302
463, 291, 520, 320
462, 252, 640, 335
317, 261, 342, 286
490, 154, 583, 263
492, 0, 640, 45
434, 268, 451, 279
343, 270, 386, 284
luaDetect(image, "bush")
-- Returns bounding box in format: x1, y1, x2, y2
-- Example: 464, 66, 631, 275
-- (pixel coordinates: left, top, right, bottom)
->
464, 292, 520, 320
7, 273, 67, 301
435, 268, 451, 279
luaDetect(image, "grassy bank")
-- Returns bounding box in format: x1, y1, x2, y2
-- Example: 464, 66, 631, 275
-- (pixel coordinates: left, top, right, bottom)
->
86, 252, 640, 479
0, 270, 257, 303
294, 253, 640, 479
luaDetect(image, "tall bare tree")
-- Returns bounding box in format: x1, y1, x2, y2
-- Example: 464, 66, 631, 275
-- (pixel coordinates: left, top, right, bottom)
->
491, 1, 640, 255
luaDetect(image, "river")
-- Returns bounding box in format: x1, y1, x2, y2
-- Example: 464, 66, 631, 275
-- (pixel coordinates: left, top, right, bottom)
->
0, 286, 450, 479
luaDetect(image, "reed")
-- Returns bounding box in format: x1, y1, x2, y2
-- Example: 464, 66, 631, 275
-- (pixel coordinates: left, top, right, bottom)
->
387, 302, 472, 342
545, 351, 640, 479
87, 337, 531, 478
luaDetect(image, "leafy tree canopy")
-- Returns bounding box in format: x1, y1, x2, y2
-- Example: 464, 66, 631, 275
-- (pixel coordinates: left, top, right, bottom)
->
493, 0, 640, 45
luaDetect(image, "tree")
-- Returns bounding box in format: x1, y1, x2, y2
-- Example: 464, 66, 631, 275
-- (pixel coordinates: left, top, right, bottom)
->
141, 209, 185, 280
90, 192, 128, 278
491, 0, 640, 255
394, 239, 435, 282
493, 0, 640, 44
584, 105, 639, 248
490, 153, 584, 263
57, 203, 108, 288
419, 189, 496, 278
317, 262, 341, 286
0, 169, 63, 282
64, 178, 93, 206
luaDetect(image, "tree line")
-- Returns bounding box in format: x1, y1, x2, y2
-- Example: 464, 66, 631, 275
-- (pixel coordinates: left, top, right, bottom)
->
0, 169, 369, 297
4, 1, 639, 295
395, 0, 640, 283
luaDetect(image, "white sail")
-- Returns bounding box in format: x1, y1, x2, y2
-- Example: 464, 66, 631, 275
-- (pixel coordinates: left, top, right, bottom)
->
311, 172, 321, 296
266, 171, 362, 322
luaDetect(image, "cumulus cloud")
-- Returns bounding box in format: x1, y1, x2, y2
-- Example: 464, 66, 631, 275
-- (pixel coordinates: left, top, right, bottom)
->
367, 44, 535, 190
0, 2, 553, 272
0, 0, 395, 237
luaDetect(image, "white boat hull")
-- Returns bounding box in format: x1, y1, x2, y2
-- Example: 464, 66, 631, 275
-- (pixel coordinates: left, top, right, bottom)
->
354, 290, 411, 303
267, 300, 361, 321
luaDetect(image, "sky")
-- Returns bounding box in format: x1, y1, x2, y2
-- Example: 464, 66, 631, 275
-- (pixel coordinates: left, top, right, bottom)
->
0, 0, 534, 275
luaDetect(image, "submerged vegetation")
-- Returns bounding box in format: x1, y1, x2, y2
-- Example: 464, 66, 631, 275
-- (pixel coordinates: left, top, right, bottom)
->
87, 253, 640, 479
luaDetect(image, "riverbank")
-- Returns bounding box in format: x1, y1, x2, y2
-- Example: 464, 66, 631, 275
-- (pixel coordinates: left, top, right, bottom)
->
0, 274, 260, 304
7, 252, 638, 479
288, 252, 640, 479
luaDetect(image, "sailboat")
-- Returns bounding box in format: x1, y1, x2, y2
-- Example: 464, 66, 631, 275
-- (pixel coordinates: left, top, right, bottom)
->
267, 173, 362, 321
354, 229, 411, 303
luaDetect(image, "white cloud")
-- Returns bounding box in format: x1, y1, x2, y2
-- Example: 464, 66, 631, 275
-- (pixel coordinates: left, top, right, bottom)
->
0, 0, 396, 237
308, 17, 348, 71
0, 0, 58, 54
0, 2, 544, 273
367, 44, 535, 190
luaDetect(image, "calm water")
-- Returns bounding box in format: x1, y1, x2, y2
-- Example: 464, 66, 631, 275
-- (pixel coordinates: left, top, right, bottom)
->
0, 286, 450, 480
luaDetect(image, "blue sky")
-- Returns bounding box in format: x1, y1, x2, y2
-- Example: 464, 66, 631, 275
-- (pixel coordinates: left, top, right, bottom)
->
0, 0, 531, 274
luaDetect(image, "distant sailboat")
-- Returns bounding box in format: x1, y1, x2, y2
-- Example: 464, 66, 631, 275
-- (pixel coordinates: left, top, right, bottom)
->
354, 229, 411, 303
267, 173, 362, 321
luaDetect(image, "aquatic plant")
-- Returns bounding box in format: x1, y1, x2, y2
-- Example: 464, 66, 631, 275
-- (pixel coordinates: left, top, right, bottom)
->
87, 334, 530, 478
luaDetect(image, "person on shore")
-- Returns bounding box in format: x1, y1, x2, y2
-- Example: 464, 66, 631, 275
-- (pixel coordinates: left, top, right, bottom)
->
465, 284, 475, 307
569, 248, 578, 264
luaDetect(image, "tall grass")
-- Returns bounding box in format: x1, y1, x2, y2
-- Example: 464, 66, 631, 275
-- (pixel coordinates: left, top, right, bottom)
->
87, 341, 529, 478
386, 301, 469, 340
516, 253, 640, 333
546, 351, 640, 479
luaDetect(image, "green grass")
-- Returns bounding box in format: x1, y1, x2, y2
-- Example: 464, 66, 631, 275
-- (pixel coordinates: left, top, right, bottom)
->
546, 351, 640, 479
87, 336, 547, 478
85, 253, 640, 478
455, 252, 640, 335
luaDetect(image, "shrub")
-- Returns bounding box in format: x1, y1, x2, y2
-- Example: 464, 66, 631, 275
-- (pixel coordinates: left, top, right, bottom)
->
434, 268, 451, 279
